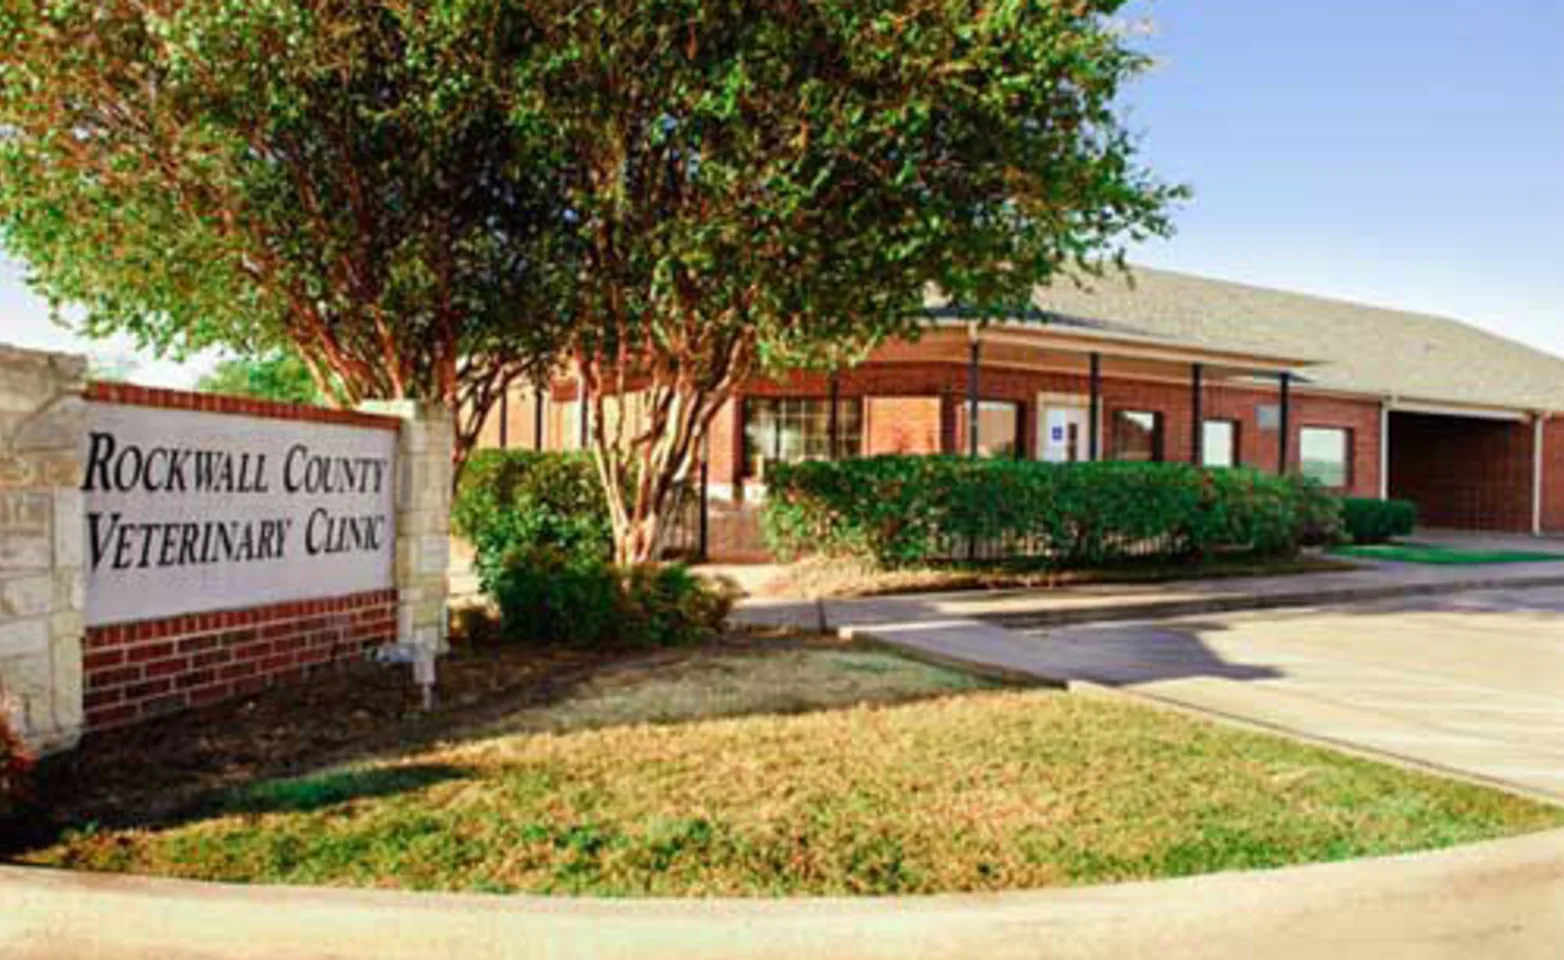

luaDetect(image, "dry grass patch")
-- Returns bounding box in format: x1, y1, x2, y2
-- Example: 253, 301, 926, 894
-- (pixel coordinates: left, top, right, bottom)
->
483, 645, 991, 737
27, 647, 1563, 897
755, 555, 1359, 600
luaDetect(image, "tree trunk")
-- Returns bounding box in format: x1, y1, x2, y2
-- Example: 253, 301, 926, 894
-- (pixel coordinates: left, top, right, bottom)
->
615, 513, 664, 567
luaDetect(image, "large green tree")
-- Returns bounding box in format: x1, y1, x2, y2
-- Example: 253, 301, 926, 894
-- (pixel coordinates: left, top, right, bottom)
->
0, 0, 565, 464
196, 350, 324, 405
3, 0, 1180, 564
510, 0, 1183, 562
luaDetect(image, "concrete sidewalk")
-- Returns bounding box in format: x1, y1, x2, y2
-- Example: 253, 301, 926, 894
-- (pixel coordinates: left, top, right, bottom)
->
5, 828, 1563, 960
841, 586, 1564, 804
734, 555, 1564, 634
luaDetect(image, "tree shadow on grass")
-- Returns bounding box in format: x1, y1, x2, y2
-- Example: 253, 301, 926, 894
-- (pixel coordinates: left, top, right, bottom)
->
218, 763, 472, 817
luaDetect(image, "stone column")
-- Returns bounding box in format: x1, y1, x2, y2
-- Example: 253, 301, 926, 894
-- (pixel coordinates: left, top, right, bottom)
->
360, 401, 452, 660
0, 344, 86, 754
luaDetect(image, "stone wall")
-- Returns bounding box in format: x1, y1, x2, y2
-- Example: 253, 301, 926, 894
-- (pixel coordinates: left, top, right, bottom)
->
0, 345, 86, 753
362, 400, 453, 660
1, 340, 456, 754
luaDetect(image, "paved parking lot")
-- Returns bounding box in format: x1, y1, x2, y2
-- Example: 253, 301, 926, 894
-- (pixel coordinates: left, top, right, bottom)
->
1019, 588, 1564, 801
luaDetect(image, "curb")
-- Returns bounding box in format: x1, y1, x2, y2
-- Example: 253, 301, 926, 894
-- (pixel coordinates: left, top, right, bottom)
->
4, 828, 1564, 960
970, 571, 1564, 631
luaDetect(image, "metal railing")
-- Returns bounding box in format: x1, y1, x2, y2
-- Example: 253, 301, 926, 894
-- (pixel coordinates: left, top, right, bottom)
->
654, 478, 707, 562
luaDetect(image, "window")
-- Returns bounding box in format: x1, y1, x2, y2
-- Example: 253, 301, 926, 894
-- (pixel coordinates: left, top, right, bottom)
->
954, 401, 1023, 458
1299, 427, 1351, 488
1112, 410, 1163, 462
1202, 419, 1239, 468
742, 397, 862, 476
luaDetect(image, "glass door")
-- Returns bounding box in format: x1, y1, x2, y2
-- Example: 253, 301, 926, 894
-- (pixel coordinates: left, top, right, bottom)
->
1039, 403, 1091, 463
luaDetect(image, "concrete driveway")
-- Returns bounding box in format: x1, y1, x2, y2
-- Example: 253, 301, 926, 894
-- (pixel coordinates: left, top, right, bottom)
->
1012, 587, 1564, 801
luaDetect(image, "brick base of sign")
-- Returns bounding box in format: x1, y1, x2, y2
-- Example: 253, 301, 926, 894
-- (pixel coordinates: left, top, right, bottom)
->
81, 589, 397, 732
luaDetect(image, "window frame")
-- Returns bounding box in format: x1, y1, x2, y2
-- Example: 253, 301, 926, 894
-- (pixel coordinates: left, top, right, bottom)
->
1111, 409, 1165, 463
740, 396, 864, 478
1201, 418, 1241, 469
1297, 425, 1353, 490
953, 398, 1027, 460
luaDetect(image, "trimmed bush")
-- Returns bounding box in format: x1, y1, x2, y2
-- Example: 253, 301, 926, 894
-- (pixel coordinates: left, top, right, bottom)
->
1, 699, 34, 820
1340, 497, 1417, 544
763, 457, 1341, 569
491, 548, 737, 649
452, 450, 612, 593
456, 450, 735, 648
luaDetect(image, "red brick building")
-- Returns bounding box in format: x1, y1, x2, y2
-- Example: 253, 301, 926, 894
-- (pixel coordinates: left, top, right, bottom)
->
478, 268, 1564, 555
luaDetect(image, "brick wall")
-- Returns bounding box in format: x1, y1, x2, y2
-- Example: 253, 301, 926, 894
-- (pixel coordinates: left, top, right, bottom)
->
1389, 412, 1535, 532
82, 590, 396, 732
1545, 419, 1564, 534
727, 361, 1383, 499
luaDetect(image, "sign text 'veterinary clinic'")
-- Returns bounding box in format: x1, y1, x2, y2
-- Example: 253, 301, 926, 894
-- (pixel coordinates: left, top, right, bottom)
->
82, 403, 396, 626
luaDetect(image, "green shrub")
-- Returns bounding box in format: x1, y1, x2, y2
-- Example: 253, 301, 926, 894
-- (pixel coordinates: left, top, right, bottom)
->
620, 564, 740, 648
452, 450, 612, 593
763, 457, 1340, 569
492, 548, 737, 649
1, 699, 34, 820
1340, 497, 1417, 544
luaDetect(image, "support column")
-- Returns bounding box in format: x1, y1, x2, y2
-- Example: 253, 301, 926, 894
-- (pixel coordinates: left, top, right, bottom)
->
0, 344, 86, 755
828, 373, 841, 459
1278, 372, 1293, 474
360, 400, 453, 663
1190, 363, 1205, 466
967, 326, 981, 459
1534, 413, 1547, 537
1380, 400, 1392, 500
533, 386, 545, 451
578, 388, 589, 449
498, 388, 509, 449
1089, 352, 1102, 461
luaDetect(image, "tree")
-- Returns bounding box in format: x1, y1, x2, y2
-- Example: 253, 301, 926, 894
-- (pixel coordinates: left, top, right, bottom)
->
507, 0, 1183, 563
85, 353, 139, 383
3, 0, 1182, 565
0, 0, 565, 468
197, 350, 324, 405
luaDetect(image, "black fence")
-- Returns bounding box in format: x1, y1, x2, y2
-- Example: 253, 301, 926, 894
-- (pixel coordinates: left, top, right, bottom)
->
654, 478, 707, 562
929, 529, 1189, 568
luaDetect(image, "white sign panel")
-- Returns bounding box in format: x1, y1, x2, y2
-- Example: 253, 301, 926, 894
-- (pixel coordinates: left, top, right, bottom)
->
83, 403, 397, 626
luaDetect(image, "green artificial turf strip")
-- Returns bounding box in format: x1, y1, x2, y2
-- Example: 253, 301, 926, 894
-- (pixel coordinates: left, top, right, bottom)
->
1331, 542, 1564, 566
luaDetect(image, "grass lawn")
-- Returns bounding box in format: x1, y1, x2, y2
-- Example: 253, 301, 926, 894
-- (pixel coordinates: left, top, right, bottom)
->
755, 554, 1358, 600
23, 643, 1563, 897
1331, 542, 1564, 566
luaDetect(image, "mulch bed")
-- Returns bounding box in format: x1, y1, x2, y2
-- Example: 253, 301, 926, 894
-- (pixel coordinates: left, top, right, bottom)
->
4, 632, 799, 855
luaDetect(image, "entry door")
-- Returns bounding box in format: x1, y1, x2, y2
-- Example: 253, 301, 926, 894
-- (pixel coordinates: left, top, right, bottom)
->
1039, 402, 1091, 463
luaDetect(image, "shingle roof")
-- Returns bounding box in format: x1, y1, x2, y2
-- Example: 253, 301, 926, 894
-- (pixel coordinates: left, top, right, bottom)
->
1026, 266, 1564, 413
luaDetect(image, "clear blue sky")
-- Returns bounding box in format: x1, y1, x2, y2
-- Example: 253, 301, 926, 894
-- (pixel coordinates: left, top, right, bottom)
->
3, 0, 1561, 385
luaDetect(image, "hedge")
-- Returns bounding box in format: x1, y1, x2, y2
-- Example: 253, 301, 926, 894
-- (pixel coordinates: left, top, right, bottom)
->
1340, 497, 1417, 544
762, 457, 1343, 569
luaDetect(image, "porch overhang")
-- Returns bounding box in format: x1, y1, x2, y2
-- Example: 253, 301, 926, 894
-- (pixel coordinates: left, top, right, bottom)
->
882, 320, 1321, 383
